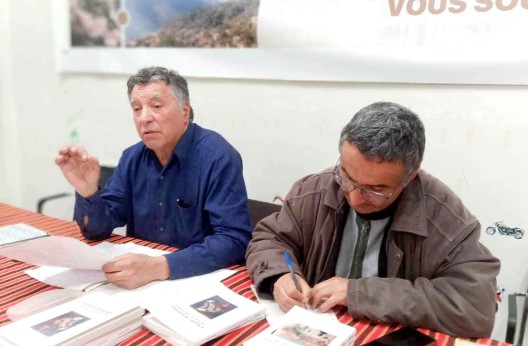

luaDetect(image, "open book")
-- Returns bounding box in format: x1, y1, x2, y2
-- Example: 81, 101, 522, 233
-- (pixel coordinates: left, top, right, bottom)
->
0, 291, 145, 346
244, 306, 356, 346
143, 282, 266, 346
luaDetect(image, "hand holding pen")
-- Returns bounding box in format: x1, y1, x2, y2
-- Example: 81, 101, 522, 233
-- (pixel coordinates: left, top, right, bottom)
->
284, 252, 310, 310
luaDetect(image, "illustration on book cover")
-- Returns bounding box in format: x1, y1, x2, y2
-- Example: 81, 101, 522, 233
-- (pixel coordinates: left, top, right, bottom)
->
191, 295, 237, 319
31, 311, 90, 337
273, 323, 336, 346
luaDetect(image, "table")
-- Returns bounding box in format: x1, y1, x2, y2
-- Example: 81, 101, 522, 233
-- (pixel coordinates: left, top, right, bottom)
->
0, 203, 509, 345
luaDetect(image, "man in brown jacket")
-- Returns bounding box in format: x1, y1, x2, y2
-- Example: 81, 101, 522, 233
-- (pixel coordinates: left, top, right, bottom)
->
246, 102, 500, 337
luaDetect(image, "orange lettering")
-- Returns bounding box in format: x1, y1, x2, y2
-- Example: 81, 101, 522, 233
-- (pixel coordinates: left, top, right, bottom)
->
389, 0, 406, 16
474, 0, 493, 11
496, 0, 518, 10
407, 0, 427, 15
429, 0, 447, 14
449, 0, 467, 13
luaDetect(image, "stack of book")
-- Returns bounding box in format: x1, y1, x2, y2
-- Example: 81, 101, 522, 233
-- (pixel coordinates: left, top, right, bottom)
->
142, 282, 266, 346
0, 292, 144, 346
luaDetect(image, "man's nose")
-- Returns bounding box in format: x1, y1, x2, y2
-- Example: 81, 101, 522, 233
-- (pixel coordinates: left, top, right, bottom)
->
346, 187, 367, 205
139, 107, 154, 122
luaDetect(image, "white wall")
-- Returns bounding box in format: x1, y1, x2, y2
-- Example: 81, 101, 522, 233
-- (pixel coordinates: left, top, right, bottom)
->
1, 0, 527, 342
0, 0, 21, 205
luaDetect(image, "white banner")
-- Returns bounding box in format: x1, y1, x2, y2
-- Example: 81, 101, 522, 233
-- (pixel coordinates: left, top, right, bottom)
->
54, 0, 528, 84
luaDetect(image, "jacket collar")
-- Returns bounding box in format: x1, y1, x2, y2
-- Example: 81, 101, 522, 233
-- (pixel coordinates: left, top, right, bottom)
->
389, 170, 428, 237
322, 168, 348, 212
324, 168, 428, 237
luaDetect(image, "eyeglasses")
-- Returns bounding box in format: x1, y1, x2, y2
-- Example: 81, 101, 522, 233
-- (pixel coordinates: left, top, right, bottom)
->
333, 159, 400, 205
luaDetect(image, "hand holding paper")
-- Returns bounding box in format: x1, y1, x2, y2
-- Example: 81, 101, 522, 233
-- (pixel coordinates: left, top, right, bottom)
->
103, 253, 170, 289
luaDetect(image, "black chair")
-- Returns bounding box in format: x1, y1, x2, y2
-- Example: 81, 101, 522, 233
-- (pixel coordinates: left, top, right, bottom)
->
37, 166, 115, 214
247, 199, 282, 228
506, 291, 528, 345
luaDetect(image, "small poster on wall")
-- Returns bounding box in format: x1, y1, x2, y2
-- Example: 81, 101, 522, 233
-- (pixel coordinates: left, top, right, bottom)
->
69, 0, 259, 48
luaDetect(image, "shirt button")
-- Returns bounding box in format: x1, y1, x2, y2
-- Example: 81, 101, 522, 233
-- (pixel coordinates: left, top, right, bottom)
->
159, 202, 163, 207
395, 253, 402, 260
160, 175, 164, 180
160, 227, 164, 231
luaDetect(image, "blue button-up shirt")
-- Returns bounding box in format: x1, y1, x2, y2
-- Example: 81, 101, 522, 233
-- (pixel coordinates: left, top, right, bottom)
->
74, 123, 252, 279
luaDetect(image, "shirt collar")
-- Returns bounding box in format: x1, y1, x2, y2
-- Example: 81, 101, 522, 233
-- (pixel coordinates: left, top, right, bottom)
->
172, 123, 198, 164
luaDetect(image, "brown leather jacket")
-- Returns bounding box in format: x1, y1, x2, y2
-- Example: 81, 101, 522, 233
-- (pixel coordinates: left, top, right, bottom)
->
246, 169, 500, 337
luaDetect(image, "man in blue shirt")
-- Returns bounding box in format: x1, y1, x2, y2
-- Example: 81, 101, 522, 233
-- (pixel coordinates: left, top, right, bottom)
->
55, 66, 252, 289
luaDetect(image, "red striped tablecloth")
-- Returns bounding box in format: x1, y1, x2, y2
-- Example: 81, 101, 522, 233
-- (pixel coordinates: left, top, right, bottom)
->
0, 203, 509, 345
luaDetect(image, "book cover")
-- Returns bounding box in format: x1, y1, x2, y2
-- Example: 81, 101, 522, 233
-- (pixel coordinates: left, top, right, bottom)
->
0, 223, 49, 247
244, 306, 356, 346
0, 291, 144, 346
143, 282, 266, 346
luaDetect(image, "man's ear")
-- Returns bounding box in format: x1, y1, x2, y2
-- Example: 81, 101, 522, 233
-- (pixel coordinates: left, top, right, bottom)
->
183, 104, 191, 118
182, 104, 191, 125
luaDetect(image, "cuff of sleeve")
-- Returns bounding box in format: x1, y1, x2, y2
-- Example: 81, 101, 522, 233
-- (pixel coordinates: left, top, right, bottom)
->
164, 251, 195, 280
347, 279, 360, 317
74, 190, 102, 234
257, 274, 282, 299
75, 189, 101, 205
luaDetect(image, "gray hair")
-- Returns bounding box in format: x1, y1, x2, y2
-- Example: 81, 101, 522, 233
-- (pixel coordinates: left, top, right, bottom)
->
127, 66, 194, 122
339, 102, 425, 181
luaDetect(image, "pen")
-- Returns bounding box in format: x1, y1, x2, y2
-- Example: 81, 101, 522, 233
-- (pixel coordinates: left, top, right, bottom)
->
284, 252, 309, 309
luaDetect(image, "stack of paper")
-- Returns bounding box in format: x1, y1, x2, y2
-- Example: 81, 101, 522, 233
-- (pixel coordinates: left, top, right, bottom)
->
142, 282, 266, 346
0, 292, 144, 346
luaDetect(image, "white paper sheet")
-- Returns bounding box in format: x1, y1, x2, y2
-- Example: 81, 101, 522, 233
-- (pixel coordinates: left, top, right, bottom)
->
250, 285, 337, 326
25, 242, 233, 297
109, 268, 237, 304
25, 242, 168, 290
0, 236, 112, 270
28, 267, 108, 291
95, 241, 169, 257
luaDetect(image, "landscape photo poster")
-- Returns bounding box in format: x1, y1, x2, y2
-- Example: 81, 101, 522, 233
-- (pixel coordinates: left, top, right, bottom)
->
70, 0, 258, 48
54, 0, 528, 84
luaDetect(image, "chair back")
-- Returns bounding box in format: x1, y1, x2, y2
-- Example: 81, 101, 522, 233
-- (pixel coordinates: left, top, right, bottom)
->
99, 165, 115, 188
37, 165, 115, 215
506, 292, 528, 345
248, 199, 281, 228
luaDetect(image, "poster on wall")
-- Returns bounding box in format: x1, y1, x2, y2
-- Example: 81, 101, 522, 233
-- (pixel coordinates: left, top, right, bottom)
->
69, 0, 258, 48
54, 0, 528, 84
